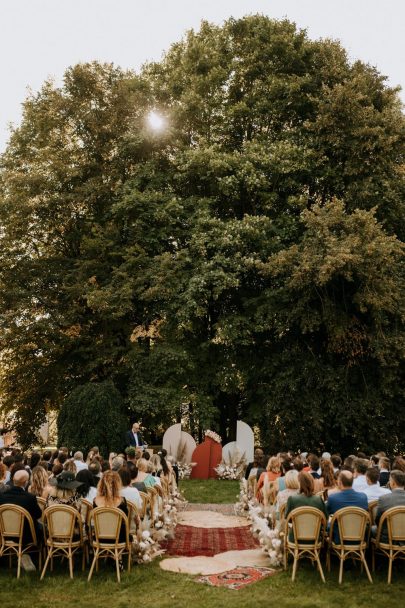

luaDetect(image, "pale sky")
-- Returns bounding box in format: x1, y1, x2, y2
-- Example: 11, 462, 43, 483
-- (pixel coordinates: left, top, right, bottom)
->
0, 0, 404, 151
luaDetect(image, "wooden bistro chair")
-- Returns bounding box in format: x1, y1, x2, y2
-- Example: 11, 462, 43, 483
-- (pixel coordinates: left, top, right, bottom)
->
88, 507, 131, 583
0, 504, 42, 578
41, 504, 85, 579
368, 501, 378, 526
371, 506, 405, 584
138, 491, 151, 526
284, 506, 327, 582
327, 507, 373, 584
126, 500, 141, 537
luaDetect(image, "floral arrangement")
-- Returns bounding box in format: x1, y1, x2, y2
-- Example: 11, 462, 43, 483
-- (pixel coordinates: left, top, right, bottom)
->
248, 503, 283, 567
215, 446, 246, 480
204, 429, 222, 444
131, 530, 165, 563
177, 461, 195, 480
234, 479, 250, 516
234, 480, 283, 568
152, 500, 178, 542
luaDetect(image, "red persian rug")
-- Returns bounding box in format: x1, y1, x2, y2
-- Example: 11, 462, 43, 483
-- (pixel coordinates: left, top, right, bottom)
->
161, 524, 259, 557
197, 566, 277, 590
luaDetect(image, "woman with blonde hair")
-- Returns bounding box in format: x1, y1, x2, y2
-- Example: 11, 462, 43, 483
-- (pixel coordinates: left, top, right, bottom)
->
94, 470, 128, 543
256, 456, 280, 501
28, 465, 52, 499
275, 469, 299, 519
133, 458, 157, 488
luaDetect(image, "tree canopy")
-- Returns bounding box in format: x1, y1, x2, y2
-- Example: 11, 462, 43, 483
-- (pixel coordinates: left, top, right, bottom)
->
1, 15, 404, 452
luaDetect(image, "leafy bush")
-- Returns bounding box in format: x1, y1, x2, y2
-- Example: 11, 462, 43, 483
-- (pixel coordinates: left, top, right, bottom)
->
57, 381, 128, 456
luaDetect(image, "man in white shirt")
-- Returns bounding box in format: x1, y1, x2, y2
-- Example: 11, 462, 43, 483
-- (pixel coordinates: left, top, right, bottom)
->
352, 458, 369, 492
363, 467, 391, 502
73, 451, 88, 472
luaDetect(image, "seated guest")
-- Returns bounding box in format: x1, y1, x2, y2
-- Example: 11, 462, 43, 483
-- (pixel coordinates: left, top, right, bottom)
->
374, 470, 405, 543
331, 454, 342, 473
88, 460, 102, 482
308, 455, 321, 480
327, 471, 368, 543
76, 469, 98, 502
275, 459, 293, 493
352, 459, 369, 492
244, 448, 265, 480
147, 460, 162, 486
0, 462, 7, 492
256, 457, 280, 500
42, 450, 53, 472
73, 451, 88, 473
378, 457, 391, 487
50, 463, 63, 479
0, 470, 42, 549
318, 460, 339, 498
29, 452, 41, 470
63, 459, 77, 475
275, 470, 299, 519
86, 447, 100, 465
133, 458, 157, 489
2, 455, 15, 483
292, 458, 304, 472
111, 456, 125, 471
28, 465, 52, 499
343, 455, 356, 472
118, 467, 141, 509
392, 457, 405, 473
93, 470, 129, 543
46, 470, 83, 511
130, 465, 146, 493
363, 467, 391, 502
285, 472, 328, 540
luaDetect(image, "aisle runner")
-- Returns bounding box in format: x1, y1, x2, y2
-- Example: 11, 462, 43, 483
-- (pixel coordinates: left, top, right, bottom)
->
162, 523, 258, 557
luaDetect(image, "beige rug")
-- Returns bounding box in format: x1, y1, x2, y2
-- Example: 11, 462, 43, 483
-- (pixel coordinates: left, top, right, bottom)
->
177, 510, 249, 528
159, 549, 270, 575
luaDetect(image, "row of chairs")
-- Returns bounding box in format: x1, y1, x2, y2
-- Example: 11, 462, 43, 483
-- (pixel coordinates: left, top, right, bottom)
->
282, 505, 405, 584
0, 484, 167, 582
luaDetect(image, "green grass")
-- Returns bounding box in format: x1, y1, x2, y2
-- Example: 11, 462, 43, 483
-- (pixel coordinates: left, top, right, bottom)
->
179, 479, 239, 503
0, 558, 404, 608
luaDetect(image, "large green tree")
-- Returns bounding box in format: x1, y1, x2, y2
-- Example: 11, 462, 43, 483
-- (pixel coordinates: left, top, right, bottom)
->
1, 16, 404, 452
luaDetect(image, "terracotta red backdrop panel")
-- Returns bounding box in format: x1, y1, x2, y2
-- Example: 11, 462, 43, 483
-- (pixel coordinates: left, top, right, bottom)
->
190, 437, 222, 479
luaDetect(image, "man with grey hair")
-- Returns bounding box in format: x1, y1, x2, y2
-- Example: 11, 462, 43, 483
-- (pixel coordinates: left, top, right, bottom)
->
374, 470, 405, 543
73, 451, 88, 473
0, 469, 42, 569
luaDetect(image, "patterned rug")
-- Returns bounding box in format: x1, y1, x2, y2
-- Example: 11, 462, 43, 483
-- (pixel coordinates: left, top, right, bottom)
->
161, 524, 259, 557
197, 566, 277, 590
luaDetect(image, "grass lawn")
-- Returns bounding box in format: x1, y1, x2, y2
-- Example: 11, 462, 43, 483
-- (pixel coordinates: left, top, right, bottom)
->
179, 479, 239, 503
0, 557, 404, 608
1, 480, 404, 607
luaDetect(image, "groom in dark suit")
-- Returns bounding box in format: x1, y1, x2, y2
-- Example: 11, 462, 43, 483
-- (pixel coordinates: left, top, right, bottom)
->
125, 422, 145, 449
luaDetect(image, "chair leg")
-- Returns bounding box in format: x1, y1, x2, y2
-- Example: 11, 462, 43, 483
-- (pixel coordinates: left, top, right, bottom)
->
315, 551, 326, 583
372, 546, 375, 572
339, 552, 344, 584
69, 549, 73, 579
88, 550, 98, 582
127, 550, 131, 572
388, 552, 393, 585
17, 551, 22, 579
326, 548, 331, 572
115, 549, 121, 583
361, 551, 373, 583
292, 551, 298, 582
40, 551, 51, 580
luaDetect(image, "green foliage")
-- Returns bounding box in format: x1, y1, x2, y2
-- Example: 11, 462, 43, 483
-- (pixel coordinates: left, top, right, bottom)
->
57, 381, 127, 456
1, 16, 404, 452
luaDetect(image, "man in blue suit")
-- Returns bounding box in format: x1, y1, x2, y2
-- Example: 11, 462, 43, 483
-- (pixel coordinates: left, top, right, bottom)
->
125, 422, 145, 449
327, 470, 368, 543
